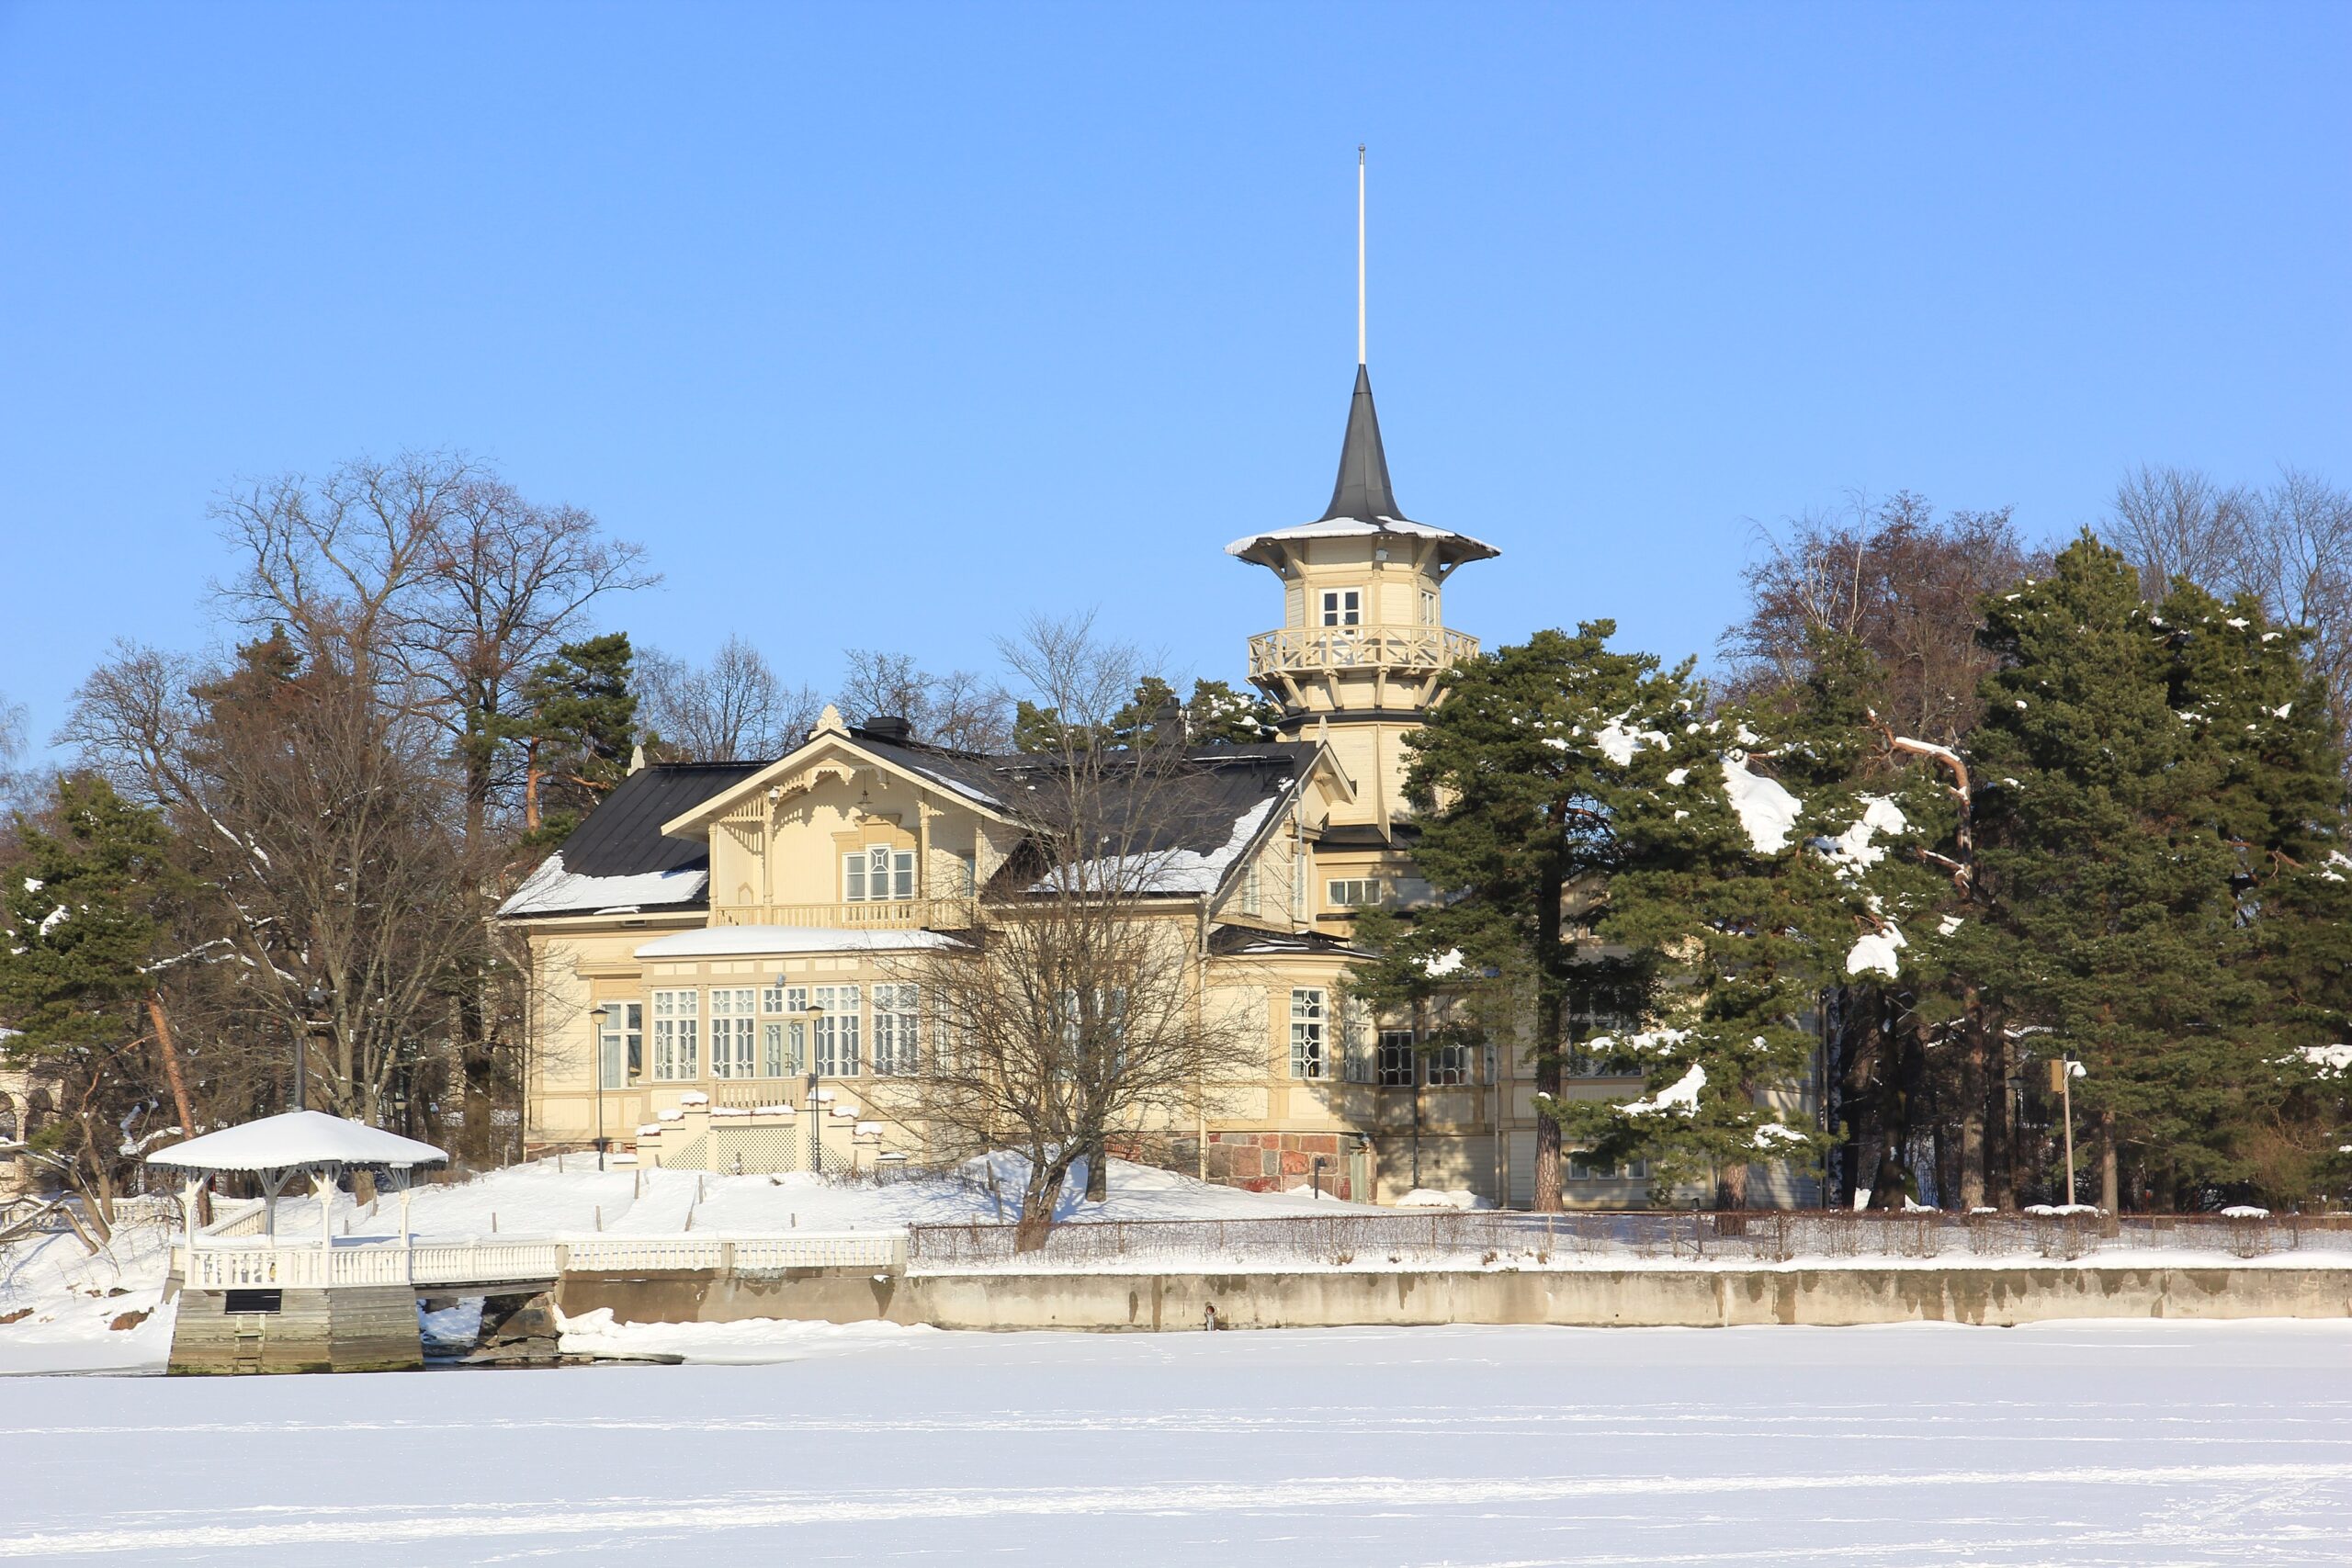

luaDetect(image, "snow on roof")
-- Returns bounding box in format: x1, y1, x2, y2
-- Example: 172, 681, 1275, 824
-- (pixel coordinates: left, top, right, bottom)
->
1721, 758, 1803, 853
146, 1110, 447, 1172
498, 852, 708, 919
1224, 513, 1499, 559
633, 925, 966, 960
1031, 795, 1278, 897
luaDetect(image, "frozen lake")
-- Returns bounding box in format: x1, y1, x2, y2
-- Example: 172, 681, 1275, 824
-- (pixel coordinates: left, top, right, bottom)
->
4, 1320, 2350, 1564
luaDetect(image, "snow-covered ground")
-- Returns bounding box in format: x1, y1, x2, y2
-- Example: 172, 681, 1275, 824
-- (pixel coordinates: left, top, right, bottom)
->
2, 1320, 2348, 1563
0, 1156, 1367, 1373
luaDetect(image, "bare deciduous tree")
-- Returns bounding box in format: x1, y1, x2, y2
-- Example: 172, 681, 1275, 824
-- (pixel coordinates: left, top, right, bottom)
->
399, 473, 655, 837
639, 637, 823, 762
837, 648, 1012, 751
1724, 491, 2040, 746
2103, 465, 2253, 604
870, 615, 1257, 1249
2099, 464, 2352, 751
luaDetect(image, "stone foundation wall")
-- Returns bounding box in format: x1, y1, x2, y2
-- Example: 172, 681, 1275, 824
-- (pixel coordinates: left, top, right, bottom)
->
1202, 1132, 1371, 1200
166, 1280, 423, 1374
556, 1262, 2352, 1335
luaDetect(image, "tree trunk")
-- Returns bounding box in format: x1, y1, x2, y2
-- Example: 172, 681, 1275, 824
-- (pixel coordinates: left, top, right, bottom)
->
2098, 1111, 2120, 1213
1013, 1156, 1072, 1253
1958, 1014, 1987, 1212
522, 737, 542, 835
1084, 1137, 1107, 1201
1985, 1022, 2017, 1210
144, 993, 198, 1145
1531, 873, 1567, 1213
1718, 1160, 1750, 1211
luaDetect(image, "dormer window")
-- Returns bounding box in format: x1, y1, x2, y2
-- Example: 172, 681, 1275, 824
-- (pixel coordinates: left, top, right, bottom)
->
845, 845, 915, 902
1319, 588, 1363, 627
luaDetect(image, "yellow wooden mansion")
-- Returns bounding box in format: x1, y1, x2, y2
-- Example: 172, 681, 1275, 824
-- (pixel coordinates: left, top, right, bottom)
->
501, 363, 1671, 1207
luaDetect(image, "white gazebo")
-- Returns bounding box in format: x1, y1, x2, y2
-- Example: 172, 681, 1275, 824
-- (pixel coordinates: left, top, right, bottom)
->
147, 1110, 448, 1266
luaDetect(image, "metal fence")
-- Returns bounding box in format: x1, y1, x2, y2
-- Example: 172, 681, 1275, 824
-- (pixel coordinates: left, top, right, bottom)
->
905, 1209, 2352, 1271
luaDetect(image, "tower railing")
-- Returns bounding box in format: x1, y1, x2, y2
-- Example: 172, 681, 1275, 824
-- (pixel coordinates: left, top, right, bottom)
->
1246, 625, 1479, 680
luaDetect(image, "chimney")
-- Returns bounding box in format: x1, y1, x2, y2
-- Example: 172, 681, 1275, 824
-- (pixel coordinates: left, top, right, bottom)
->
860, 716, 914, 744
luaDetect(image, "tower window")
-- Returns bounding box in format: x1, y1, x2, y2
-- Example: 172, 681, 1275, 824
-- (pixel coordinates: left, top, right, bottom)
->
1420, 588, 1439, 626
1319, 589, 1363, 627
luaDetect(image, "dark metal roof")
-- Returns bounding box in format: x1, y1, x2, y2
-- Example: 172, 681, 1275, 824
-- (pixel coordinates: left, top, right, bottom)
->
515, 741, 1322, 912
1322, 364, 1403, 523
1207, 924, 1375, 959
555, 761, 766, 879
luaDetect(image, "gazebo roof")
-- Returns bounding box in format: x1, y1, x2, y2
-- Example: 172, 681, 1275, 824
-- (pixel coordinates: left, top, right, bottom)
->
145, 1111, 448, 1174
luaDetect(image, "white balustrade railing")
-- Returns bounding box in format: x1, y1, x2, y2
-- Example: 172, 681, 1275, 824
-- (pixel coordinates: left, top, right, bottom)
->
175, 1230, 907, 1291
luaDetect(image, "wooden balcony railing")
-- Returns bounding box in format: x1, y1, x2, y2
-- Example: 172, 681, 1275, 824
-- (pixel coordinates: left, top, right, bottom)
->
1246, 625, 1480, 680
709, 897, 976, 931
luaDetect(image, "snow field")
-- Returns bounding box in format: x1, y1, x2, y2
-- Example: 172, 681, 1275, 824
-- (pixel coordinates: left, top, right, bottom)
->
2, 1321, 2349, 1563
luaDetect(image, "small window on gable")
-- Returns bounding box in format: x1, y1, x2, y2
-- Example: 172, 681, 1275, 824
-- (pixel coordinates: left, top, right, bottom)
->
1319, 588, 1363, 627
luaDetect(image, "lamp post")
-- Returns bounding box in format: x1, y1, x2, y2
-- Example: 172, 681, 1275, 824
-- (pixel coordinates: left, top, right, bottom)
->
2050, 1057, 2083, 1207
587, 1004, 611, 1172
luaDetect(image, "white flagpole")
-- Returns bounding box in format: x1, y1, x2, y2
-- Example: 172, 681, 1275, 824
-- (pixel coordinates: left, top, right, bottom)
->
1356, 144, 1367, 366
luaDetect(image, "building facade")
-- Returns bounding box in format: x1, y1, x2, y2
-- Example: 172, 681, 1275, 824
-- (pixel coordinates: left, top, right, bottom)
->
501, 360, 1793, 1207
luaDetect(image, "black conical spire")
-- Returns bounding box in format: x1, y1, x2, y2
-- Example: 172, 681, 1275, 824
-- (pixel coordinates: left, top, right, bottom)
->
1320, 364, 1404, 523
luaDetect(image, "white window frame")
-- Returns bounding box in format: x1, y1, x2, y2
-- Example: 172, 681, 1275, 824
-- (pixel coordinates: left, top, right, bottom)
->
598, 1001, 643, 1089
1420, 587, 1439, 626
845, 845, 916, 903
812, 984, 861, 1076
1327, 877, 1385, 909
709, 987, 756, 1078
1289, 987, 1328, 1080
1319, 587, 1363, 627
1240, 859, 1261, 917
1568, 1155, 1650, 1182
871, 984, 919, 1076
650, 988, 699, 1081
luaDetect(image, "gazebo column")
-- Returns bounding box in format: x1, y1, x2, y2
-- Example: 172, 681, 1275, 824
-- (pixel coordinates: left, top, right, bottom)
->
313, 1168, 338, 1275
179, 1173, 208, 1264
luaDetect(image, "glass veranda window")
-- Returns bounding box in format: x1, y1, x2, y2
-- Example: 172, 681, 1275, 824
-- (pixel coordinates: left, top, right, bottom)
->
871, 984, 919, 1075
650, 989, 698, 1080
709, 987, 755, 1078
812, 985, 861, 1076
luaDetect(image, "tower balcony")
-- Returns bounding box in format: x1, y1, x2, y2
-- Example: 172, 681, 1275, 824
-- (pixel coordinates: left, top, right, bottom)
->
1246, 624, 1480, 682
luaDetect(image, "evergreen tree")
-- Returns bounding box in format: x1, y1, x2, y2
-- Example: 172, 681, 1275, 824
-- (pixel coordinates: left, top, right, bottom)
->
0, 776, 190, 1226
505, 632, 639, 845
1564, 630, 1942, 1205
1352, 624, 1696, 1210
2155, 581, 2351, 1203
1959, 536, 2248, 1209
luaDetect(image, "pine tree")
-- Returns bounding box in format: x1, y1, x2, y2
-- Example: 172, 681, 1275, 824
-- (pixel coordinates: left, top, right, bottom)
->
2155, 581, 2352, 1203
1564, 630, 1943, 1206
506, 632, 639, 845
1961, 536, 2247, 1209
0, 775, 190, 1227
1352, 624, 1697, 1210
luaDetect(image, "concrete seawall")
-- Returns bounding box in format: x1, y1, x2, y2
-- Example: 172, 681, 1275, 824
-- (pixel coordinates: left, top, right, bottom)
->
557, 1263, 2352, 1333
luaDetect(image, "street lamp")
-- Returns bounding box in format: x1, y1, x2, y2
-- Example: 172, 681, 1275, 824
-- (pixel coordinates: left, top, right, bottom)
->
587, 1004, 611, 1172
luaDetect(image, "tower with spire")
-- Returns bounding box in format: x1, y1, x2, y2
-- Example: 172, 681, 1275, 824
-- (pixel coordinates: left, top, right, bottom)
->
1226, 154, 1498, 835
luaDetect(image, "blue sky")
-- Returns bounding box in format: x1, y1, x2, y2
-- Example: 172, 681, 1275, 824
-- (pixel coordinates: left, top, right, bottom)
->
3, 2, 2346, 757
